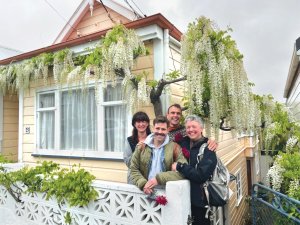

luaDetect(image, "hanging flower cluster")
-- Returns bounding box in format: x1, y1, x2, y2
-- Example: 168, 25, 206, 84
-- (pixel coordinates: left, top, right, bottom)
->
100, 25, 147, 87
181, 17, 259, 138
287, 179, 300, 199
0, 25, 148, 109
266, 155, 285, 191
255, 95, 276, 127
263, 122, 278, 150
286, 136, 298, 153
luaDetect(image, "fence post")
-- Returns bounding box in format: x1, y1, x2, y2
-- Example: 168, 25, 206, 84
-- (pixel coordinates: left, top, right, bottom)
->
161, 180, 191, 225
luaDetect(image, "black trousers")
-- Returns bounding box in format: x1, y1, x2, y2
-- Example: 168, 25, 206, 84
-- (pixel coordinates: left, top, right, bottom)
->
191, 205, 211, 225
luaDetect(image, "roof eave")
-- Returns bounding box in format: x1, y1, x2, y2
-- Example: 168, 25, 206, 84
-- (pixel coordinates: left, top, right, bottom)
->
283, 42, 300, 98
0, 13, 182, 66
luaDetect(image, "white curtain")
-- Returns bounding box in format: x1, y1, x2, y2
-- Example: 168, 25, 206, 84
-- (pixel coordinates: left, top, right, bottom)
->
39, 93, 55, 149
61, 89, 97, 151
104, 85, 126, 152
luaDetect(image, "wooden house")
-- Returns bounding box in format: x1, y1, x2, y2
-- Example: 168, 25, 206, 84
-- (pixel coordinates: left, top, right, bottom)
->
0, 1, 261, 224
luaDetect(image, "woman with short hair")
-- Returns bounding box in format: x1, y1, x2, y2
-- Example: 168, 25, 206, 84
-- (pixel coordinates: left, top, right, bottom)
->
172, 115, 217, 225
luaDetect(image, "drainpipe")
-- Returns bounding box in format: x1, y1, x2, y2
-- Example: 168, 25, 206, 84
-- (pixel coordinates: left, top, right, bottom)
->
18, 89, 23, 163
162, 29, 170, 114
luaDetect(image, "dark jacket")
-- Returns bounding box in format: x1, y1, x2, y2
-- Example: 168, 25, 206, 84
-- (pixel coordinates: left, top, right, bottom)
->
176, 136, 217, 207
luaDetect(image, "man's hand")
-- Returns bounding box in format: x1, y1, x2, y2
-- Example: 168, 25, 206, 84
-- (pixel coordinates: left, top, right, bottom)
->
143, 187, 153, 195
143, 178, 158, 194
171, 162, 177, 171
207, 139, 218, 152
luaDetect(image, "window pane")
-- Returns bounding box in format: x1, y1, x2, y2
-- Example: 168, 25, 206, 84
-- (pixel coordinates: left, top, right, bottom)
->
39, 93, 55, 108
104, 105, 126, 152
39, 111, 55, 149
61, 89, 97, 151
103, 83, 122, 101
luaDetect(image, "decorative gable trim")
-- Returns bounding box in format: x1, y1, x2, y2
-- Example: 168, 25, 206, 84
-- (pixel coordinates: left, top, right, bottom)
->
99, 0, 139, 20
53, 0, 137, 44
53, 0, 89, 44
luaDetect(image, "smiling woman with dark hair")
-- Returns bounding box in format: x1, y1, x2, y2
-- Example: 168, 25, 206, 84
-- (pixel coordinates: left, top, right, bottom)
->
123, 111, 151, 183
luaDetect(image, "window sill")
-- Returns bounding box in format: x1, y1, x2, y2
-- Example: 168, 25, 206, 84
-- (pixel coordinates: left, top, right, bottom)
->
31, 153, 124, 161
32, 149, 124, 161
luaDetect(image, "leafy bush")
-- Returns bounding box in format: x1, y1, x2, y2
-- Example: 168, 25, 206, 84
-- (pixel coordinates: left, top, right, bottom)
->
0, 161, 99, 224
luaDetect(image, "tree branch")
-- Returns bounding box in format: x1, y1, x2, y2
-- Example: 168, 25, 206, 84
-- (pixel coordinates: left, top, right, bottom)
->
152, 76, 186, 100
6, 187, 23, 203
149, 76, 186, 116
163, 76, 187, 85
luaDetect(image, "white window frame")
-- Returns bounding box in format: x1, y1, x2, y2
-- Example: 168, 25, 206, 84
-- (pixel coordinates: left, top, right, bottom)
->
235, 169, 243, 206
35, 83, 127, 159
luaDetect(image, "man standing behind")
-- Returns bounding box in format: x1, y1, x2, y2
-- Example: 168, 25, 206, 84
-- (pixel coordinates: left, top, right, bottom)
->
166, 104, 186, 141
167, 104, 218, 151
130, 115, 187, 194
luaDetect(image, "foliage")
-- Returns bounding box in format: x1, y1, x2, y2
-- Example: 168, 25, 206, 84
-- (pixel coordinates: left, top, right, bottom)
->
263, 96, 300, 211
267, 152, 300, 200
278, 153, 300, 197
0, 161, 99, 224
181, 17, 261, 138
256, 95, 300, 154
0, 154, 12, 163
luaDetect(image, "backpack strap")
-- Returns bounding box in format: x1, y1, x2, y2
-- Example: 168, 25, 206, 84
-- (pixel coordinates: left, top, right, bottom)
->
197, 143, 213, 220
196, 143, 207, 166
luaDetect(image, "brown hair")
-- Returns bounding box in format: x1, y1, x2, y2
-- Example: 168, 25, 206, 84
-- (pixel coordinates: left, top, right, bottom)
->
131, 111, 151, 143
153, 115, 170, 127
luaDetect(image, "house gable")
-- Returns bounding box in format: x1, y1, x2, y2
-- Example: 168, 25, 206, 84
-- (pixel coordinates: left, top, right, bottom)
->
54, 0, 135, 44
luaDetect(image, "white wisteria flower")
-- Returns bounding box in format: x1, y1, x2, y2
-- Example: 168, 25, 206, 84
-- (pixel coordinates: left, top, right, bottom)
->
181, 17, 257, 138
266, 155, 285, 191
286, 136, 298, 153
287, 179, 299, 198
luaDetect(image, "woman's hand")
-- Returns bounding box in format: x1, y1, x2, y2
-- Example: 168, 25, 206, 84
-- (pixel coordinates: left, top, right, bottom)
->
171, 162, 177, 171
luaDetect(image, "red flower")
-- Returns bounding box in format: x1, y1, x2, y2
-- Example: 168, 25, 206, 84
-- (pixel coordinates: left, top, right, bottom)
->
155, 195, 168, 205
174, 133, 183, 142
147, 190, 168, 206
182, 147, 190, 159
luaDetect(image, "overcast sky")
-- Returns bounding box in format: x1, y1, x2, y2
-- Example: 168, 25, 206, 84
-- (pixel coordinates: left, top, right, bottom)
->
1, 0, 300, 102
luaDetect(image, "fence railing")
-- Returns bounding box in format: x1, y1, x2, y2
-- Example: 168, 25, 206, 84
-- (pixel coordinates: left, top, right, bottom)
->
252, 183, 300, 225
